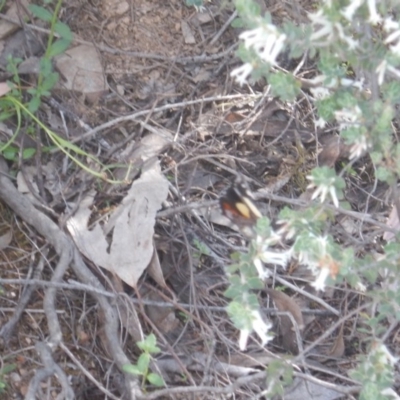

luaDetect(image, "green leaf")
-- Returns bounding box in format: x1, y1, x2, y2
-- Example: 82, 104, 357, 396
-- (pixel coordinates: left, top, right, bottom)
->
268, 71, 301, 102
224, 284, 242, 299
376, 166, 394, 183
234, 0, 261, 18
28, 96, 41, 113
226, 301, 254, 330
40, 58, 53, 76
144, 334, 161, 354
55, 21, 73, 41
42, 72, 59, 91
29, 5, 53, 22
247, 277, 264, 289
122, 364, 142, 376
231, 17, 245, 28
185, 0, 203, 7
0, 364, 16, 375
22, 148, 36, 160
2, 147, 17, 161
147, 373, 165, 387
48, 39, 71, 57
137, 353, 150, 374
383, 81, 400, 103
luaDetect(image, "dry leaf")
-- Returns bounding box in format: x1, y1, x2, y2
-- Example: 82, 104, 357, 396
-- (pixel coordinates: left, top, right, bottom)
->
0, 0, 30, 40
327, 324, 345, 358
266, 288, 304, 354
145, 291, 178, 334
0, 229, 12, 250
55, 44, 107, 97
67, 162, 169, 288
147, 247, 166, 288
0, 82, 11, 97
383, 205, 400, 242
181, 21, 196, 44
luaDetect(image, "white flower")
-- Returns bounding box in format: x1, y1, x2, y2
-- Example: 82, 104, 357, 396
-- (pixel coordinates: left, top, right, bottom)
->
309, 10, 333, 44
310, 86, 331, 100
239, 25, 286, 66
259, 249, 292, 268
349, 135, 370, 159
340, 78, 364, 90
230, 63, 253, 86
342, 0, 363, 22
252, 310, 273, 345
311, 267, 331, 291
384, 17, 399, 32
253, 257, 270, 280
376, 59, 388, 85
309, 10, 358, 49
367, 0, 382, 24
335, 106, 362, 130
276, 221, 296, 240
385, 27, 400, 45
380, 388, 400, 399
239, 329, 250, 351
315, 117, 327, 128
373, 342, 399, 367
308, 178, 340, 208
387, 65, 400, 80
355, 281, 367, 292
375, 61, 400, 87
384, 17, 400, 56
238, 311, 273, 350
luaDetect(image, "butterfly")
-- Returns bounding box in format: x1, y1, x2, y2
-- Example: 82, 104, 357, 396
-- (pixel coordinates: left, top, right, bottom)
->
219, 177, 262, 227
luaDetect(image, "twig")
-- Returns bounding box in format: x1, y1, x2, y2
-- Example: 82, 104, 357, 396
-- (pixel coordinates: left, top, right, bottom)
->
60, 342, 121, 400
257, 189, 395, 233
25, 342, 74, 400
0, 253, 47, 342
0, 278, 338, 316
0, 157, 141, 399
274, 275, 340, 317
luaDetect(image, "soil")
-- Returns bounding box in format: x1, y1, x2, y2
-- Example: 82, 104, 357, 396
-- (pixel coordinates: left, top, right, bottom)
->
0, 0, 398, 399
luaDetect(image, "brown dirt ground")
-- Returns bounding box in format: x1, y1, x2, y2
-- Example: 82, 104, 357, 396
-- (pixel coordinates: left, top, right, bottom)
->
0, 0, 398, 399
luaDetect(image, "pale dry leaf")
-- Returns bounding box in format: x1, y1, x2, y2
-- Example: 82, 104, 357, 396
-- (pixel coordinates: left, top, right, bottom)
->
0, 82, 11, 97
66, 190, 110, 264
0, 0, 30, 40
0, 229, 12, 250
67, 162, 169, 287
16, 167, 40, 205
383, 205, 400, 242
181, 20, 196, 44
55, 44, 107, 97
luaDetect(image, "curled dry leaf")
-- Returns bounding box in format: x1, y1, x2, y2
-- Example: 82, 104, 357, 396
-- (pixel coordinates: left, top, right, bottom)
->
147, 246, 166, 288
266, 288, 304, 354
327, 324, 345, 358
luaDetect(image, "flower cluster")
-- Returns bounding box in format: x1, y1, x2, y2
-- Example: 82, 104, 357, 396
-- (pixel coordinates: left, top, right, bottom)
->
307, 166, 345, 208
238, 310, 273, 351
230, 20, 286, 85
